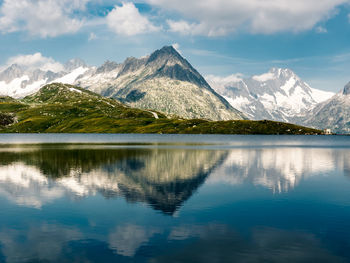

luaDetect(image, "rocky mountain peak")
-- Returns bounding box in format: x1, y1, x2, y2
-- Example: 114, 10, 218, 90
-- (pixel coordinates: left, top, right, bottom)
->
146, 46, 184, 66
117, 56, 147, 77
65, 58, 87, 71
269, 68, 297, 79
0, 64, 24, 82
343, 82, 350, 95
96, 60, 119, 74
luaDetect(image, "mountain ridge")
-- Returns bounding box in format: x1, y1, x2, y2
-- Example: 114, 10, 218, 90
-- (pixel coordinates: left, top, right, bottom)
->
207, 68, 335, 123
76, 46, 245, 121
0, 83, 322, 135
0, 46, 245, 121
305, 82, 350, 133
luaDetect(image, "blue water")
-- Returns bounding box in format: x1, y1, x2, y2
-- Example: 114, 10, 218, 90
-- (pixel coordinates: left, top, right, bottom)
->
0, 134, 349, 262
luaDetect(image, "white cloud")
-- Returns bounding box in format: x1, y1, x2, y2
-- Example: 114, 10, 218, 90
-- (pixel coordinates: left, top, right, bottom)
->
109, 224, 161, 257
147, 0, 348, 36
167, 20, 228, 37
106, 2, 160, 36
0, 0, 88, 37
6, 53, 64, 72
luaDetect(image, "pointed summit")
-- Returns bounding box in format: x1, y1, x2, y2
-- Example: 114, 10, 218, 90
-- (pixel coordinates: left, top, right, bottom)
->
146, 45, 183, 64
145, 46, 211, 89
75, 45, 245, 121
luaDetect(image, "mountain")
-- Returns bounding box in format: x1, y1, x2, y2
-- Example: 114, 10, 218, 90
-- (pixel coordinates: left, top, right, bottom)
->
76, 46, 245, 121
304, 82, 350, 133
207, 68, 334, 123
0, 46, 244, 121
0, 59, 90, 99
0, 83, 322, 134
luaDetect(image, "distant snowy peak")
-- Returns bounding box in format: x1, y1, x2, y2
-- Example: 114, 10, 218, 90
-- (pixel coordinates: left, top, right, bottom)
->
305, 82, 350, 133
0, 46, 245, 121
207, 68, 335, 122
0, 59, 91, 98
0, 64, 25, 83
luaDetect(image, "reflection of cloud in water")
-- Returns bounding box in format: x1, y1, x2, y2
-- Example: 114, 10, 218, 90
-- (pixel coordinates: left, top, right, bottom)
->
155, 225, 344, 263
0, 148, 226, 213
109, 224, 161, 257
0, 223, 82, 263
209, 148, 350, 193
0, 163, 64, 208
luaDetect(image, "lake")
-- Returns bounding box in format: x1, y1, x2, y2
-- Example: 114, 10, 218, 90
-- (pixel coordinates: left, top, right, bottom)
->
0, 134, 349, 262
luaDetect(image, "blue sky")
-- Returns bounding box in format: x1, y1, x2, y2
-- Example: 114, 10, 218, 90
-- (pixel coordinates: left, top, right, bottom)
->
0, 0, 350, 92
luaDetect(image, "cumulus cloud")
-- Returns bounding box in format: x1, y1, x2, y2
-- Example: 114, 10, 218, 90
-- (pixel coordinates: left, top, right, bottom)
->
106, 2, 160, 36
0, 0, 88, 37
147, 0, 348, 36
6, 53, 64, 72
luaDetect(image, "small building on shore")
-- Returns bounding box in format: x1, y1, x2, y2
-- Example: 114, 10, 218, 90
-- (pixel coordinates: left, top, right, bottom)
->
324, 129, 332, 135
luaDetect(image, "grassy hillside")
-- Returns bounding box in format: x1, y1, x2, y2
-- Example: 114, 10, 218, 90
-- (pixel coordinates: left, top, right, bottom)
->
0, 83, 323, 135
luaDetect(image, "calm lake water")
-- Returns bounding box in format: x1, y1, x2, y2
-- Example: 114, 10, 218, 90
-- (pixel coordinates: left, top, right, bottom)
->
0, 134, 350, 262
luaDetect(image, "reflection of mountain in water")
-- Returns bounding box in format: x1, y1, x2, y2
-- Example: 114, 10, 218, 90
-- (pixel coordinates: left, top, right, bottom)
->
0, 146, 226, 214
209, 148, 350, 193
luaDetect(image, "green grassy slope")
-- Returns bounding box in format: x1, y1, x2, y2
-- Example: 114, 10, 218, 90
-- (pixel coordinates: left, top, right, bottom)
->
0, 83, 323, 134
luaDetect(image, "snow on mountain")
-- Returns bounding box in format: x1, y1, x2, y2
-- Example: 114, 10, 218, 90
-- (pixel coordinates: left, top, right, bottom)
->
0, 59, 91, 99
305, 82, 350, 133
207, 68, 335, 123
0, 47, 244, 121
54, 67, 90, 85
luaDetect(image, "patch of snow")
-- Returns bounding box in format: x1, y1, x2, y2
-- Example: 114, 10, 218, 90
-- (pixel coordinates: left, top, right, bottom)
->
224, 96, 253, 117
152, 112, 159, 119
0, 76, 48, 98
260, 93, 276, 111
224, 96, 250, 111
280, 77, 296, 94
310, 87, 335, 103
53, 67, 89, 85
0, 75, 28, 97
146, 111, 159, 119
69, 87, 82, 93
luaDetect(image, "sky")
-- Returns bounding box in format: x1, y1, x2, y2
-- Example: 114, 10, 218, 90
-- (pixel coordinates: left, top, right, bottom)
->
0, 0, 350, 92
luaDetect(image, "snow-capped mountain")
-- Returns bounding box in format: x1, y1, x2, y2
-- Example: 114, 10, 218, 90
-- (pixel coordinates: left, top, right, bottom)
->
0, 47, 244, 121
0, 58, 91, 98
305, 82, 350, 133
207, 68, 334, 123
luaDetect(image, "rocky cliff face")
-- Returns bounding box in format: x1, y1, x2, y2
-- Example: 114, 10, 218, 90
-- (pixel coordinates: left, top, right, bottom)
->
304, 82, 350, 133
